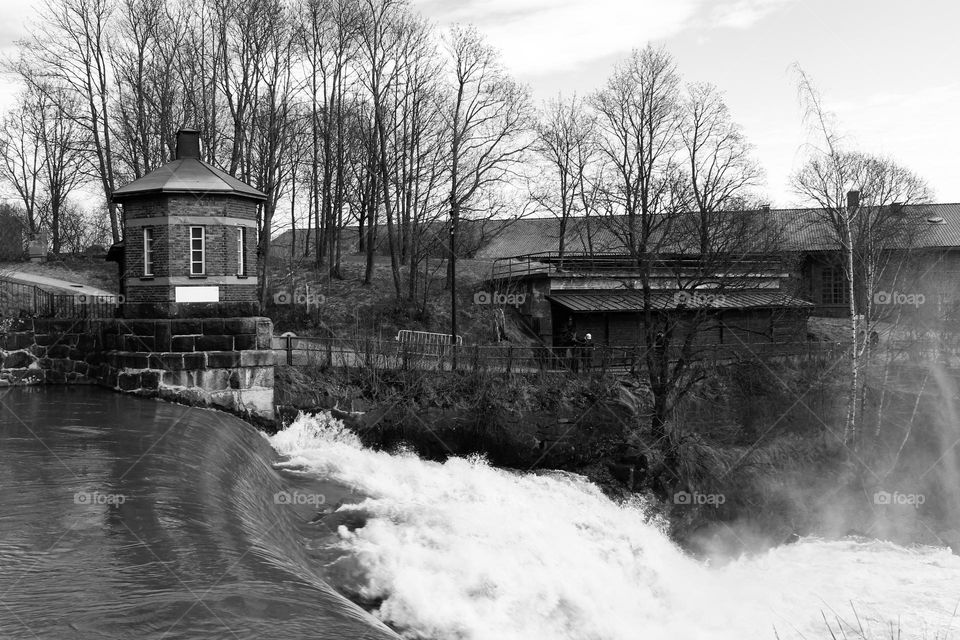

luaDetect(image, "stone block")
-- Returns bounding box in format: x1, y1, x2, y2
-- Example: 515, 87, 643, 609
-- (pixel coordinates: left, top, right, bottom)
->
118, 372, 141, 391
35, 333, 57, 347
140, 370, 160, 390
244, 365, 274, 388
161, 370, 185, 386
202, 318, 224, 334
239, 350, 274, 367
121, 353, 150, 369
122, 335, 155, 351
196, 335, 233, 351
172, 319, 202, 335
171, 336, 196, 352
154, 321, 172, 351
14, 333, 34, 350
207, 352, 241, 368
224, 318, 257, 335
200, 369, 231, 391
11, 370, 43, 384
47, 344, 71, 359
234, 334, 257, 350
3, 351, 34, 368
161, 353, 185, 369
46, 369, 67, 384
183, 353, 206, 369
123, 320, 156, 336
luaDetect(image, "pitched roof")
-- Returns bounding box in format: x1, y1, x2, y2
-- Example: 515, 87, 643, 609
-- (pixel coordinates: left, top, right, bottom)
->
112, 158, 267, 202
476, 203, 960, 258
547, 291, 813, 313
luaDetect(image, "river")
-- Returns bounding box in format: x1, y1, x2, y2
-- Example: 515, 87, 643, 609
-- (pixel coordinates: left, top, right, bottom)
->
1, 386, 958, 639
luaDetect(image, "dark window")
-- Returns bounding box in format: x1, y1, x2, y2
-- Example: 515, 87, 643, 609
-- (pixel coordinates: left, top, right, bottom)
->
821, 266, 848, 305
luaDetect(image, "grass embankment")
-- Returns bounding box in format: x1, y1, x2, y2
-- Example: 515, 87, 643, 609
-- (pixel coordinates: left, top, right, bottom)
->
267, 253, 533, 345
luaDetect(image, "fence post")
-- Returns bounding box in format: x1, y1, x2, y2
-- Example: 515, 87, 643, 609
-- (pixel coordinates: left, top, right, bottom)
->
600, 346, 607, 377
506, 345, 513, 374
326, 338, 333, 368
286, 335, 293, 366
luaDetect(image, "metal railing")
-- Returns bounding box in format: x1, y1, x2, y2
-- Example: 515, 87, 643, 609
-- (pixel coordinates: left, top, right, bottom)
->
273, 336, 850, 375
490, 252, 788, 281
0, 278, 119, 319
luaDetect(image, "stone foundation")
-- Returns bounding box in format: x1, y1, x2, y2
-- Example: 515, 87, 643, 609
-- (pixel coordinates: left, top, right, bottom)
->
0, 317, 275, 420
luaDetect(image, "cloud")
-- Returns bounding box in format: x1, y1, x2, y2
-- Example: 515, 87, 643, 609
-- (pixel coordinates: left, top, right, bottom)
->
708, 0, 793, 29
413, 0, 796, 77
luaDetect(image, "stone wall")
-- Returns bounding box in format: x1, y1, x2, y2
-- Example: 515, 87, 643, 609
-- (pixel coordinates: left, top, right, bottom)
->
0, 316, 275, 420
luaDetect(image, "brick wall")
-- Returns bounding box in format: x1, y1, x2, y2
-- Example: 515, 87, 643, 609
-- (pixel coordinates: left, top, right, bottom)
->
120, 193, 260, 318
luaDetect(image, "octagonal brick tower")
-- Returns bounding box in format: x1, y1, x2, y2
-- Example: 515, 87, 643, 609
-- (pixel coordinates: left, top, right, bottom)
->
112, 129, 266, 318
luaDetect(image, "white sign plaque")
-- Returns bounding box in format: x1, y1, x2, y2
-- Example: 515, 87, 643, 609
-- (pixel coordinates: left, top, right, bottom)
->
175, 286, 220, 303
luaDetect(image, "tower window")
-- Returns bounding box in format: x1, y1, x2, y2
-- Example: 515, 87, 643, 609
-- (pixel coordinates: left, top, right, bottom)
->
190, 226, 205, 276
143, 227, 154, 276
237, 226, 246, 276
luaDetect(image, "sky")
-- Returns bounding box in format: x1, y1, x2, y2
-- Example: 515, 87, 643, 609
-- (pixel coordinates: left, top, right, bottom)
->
1, 0, 958, 207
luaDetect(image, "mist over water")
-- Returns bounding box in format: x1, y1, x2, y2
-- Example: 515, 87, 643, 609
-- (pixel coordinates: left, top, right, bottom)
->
272, 412, 960, 640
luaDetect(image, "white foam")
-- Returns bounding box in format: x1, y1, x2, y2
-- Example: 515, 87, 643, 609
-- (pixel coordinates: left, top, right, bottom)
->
271, 412, 960, 640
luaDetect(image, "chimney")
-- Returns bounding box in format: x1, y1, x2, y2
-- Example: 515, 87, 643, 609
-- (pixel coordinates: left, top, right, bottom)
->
891, 201, 904, 215
175, 128, 202, 160
847, 190, 860, 210
760, 204, 771, 213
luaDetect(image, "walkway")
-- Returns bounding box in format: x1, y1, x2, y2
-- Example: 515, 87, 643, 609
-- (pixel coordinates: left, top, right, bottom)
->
0, 270, 116, 298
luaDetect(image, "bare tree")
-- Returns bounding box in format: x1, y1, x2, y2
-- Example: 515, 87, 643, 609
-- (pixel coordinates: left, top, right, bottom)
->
792, 67, 932, 444
21, 0, 121, 242
532, 93, 597, 264
592, 44, 684, 443
443, 24, 533, 340
0, 92, 45, 235
36, 85, 88, 253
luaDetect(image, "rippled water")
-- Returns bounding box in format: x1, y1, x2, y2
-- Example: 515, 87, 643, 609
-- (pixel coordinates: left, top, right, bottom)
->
3, 387, 960, 640
0, 386, 395, 639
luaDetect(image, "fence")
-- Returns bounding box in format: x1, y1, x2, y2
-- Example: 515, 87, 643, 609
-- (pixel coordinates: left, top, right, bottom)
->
0, 278, 119, 319
273, 335, 850, 376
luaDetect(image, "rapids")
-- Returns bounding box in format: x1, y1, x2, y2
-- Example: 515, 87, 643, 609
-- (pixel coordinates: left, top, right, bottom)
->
272, 411, 960, 640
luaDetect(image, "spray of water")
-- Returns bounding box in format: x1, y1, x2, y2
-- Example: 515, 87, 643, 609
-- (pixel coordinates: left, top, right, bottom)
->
271, 412, 960, 640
